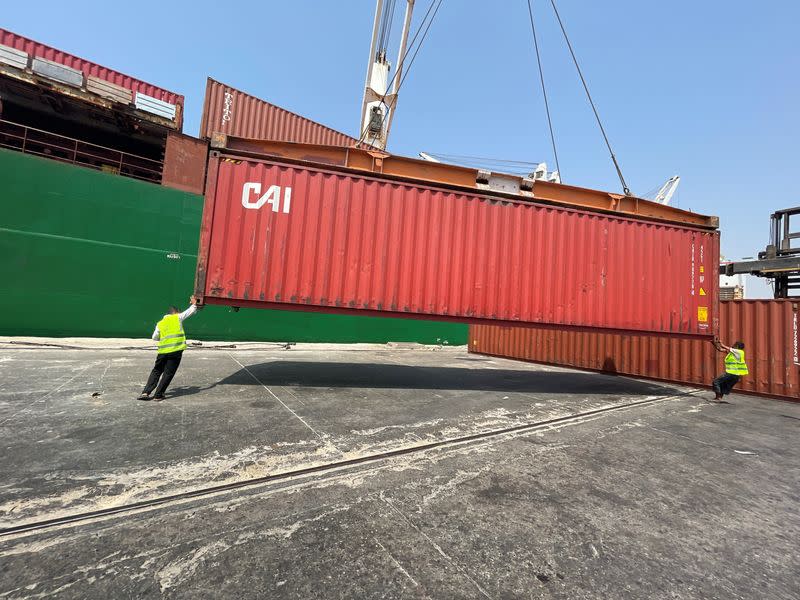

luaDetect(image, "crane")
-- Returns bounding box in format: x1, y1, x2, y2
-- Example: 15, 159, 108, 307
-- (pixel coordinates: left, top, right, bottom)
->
649, 175, 680, 205
360, 0, 416, 149
418, 152, 561, 183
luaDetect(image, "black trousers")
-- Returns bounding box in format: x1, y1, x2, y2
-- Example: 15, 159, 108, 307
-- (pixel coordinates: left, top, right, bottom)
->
712, 372, 740, 396
143, 350, 183, 397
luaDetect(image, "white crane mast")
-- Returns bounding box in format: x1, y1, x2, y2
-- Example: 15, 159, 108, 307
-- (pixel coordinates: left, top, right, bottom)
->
653, 175, 680, 205
360, 0, 415, 149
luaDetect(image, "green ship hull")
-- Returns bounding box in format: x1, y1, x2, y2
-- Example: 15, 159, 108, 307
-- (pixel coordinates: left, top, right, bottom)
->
0, 149, 467, 344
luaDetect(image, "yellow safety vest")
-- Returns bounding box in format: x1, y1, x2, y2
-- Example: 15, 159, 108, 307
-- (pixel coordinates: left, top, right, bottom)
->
157, 314, 187, 354
724, 349, 748, 376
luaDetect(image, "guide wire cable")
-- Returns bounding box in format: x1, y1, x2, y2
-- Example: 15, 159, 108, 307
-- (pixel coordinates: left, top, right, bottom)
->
426, 153, 540, 166
548, 0, 631, 195
388, 0, 443, 109
526, 0, 561, 178
421, 152, 543, 176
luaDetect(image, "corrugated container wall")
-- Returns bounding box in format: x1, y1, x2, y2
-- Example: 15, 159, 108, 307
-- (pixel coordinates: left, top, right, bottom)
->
0, 29, 184, 128
469, 300, 799, 401
196, 153, 719, 336
199, 78, 359, 146
162, 132, 208, 195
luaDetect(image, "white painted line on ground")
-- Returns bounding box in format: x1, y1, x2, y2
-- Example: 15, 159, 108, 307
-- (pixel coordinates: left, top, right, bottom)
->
381, 494, 494, 599
374, 537, 419, 587
227, 353, 326, 441
0, 361, 100, 427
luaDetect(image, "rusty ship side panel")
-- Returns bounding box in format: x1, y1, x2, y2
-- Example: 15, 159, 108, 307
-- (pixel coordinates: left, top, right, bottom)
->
195, 152, 719, 337
469, 300, 799, 402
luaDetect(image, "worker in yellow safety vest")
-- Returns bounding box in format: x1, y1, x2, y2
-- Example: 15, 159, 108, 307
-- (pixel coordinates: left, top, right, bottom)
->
710, 337, 748, 402
138, 295, 201, 401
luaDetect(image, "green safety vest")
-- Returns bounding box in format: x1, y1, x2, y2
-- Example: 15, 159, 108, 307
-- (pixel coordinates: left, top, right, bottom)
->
724, 349, 748, 376
157, 314, 187, 354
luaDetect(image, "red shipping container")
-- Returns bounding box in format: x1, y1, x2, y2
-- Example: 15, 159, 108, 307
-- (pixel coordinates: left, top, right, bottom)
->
199, 78, 359, 146
469, 300, 799, 402
195, 152, 720, 336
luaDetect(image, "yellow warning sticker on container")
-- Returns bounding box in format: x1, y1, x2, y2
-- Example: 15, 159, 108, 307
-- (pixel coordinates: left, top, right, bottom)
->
699, 287, 707, 296
698, 306, 708, 322
700, 266, 705, 273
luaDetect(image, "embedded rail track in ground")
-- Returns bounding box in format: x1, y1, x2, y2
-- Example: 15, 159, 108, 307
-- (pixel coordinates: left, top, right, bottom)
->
0, 388, 702, 539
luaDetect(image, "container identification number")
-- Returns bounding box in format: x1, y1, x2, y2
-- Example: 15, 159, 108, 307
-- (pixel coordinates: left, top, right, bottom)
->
241, 183, 292, 213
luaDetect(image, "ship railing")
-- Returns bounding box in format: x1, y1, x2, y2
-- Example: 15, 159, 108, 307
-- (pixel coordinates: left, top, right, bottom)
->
0, 118, 163, 183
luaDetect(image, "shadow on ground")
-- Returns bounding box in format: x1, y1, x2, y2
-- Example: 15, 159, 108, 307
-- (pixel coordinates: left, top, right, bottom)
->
218, 361, 682, 396
164, 383, 220, 399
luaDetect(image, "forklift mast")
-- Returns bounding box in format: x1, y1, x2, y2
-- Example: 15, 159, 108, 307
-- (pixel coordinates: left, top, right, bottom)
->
721, 207, 800, 298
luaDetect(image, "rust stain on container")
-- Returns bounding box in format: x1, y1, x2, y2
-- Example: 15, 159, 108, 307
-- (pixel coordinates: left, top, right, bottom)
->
199, 78, 359, 146
0, 29, 184, 128
469, 300, 799, 402
162, 132, 208, 195
195, 152, 720, 337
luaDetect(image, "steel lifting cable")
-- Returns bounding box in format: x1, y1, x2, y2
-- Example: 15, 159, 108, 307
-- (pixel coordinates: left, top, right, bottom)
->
423, 153, 542, 175
378, 0, 387, 52
526, 0, 561, 178
548, 0, 631, 196
385, 0, 398, 51
388, 0, 443, 106
429, 153, 541, 166
378, 0, 398, 56
357, 0, 444, 146
640, 183, 662, 200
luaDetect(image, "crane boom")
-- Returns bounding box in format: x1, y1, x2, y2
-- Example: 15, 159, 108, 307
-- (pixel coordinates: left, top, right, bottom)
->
653, 175, 680, 205
360, 0, 415, 149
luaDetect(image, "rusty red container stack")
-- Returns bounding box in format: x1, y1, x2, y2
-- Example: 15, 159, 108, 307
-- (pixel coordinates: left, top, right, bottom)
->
195, 151, 720, 336
199, 78, 359, 146
469, 300, 799, 401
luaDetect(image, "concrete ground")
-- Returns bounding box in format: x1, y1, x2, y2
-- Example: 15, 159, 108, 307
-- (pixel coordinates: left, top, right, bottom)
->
0, 342, 798, 599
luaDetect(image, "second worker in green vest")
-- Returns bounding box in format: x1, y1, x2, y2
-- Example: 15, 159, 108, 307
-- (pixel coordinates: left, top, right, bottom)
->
710, 338, 748, 402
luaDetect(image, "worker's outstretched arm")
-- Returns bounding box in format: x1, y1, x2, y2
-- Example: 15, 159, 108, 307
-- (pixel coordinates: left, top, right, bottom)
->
711, 337, 730, 353
178, 295, 201, 322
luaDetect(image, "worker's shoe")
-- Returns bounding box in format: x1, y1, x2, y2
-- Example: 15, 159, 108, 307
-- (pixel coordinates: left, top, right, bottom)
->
137, 393, 151, 401
152, 395, 165, 402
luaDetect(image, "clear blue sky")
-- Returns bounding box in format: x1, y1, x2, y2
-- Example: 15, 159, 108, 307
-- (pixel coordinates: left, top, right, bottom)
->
5, 1, 798, 297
